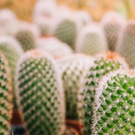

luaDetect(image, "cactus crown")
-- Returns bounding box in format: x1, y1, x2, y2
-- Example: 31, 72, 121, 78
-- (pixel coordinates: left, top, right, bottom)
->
83, 52, 128, 134
92, 69, 135, 134
15, 50, 65, 135
0, 51, 12, 135
76, 24, 107, 56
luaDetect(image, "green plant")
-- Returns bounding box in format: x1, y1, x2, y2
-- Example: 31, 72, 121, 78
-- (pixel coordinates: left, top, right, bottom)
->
0, 51, 13, 135
15, 50, 65, 135
57, 54, 93, 120
82, 52, 128, 135
92, 69, 135, 134
117, 20, 135, 68
75, 23, 107, 56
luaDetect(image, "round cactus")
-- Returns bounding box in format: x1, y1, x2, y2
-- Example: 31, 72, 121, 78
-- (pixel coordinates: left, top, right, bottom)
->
92, 69, 135, 134
57, 54, 93, 120
101, 11, 126, 52
15, 50, 65, 135
0, 51, 13, 135
117, 20, 135, 68
75, 23, 107, 56
82, 52, 128, 134
37, 37, 73, 58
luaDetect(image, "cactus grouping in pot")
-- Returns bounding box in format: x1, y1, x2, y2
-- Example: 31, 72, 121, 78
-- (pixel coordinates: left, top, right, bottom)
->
0, 51, 13, 135
82, 52, 128, 134
92, 69, 135, 134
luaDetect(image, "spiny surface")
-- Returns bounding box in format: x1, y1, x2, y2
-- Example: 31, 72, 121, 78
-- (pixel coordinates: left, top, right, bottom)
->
92, 71, 135, 134
0, 52, 12, 135
15, 51, 65, 135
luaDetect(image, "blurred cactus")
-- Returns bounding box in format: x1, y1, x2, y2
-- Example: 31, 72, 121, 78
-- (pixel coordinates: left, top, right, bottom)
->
15, 50, 65, 135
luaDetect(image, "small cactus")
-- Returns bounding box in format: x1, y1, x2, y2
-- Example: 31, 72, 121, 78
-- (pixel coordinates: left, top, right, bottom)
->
82, 52, 128, 134
101, 11, 126, 52
117, 20, 135, 68
92, 69, 135, 134
75, 23, 107, 56
15, 50, 65, 135
37, 37, 73, 58
57, 54, 93, 120
0, 51, 13, 135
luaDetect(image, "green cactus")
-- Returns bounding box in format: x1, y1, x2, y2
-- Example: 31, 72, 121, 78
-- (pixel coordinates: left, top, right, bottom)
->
57, 54, 93, 120
37, 37, 73, 58
15, 50, 65, 135
0, 51, 13, 135
76, 24, 107, 56
53, 18, 78, 49
0, 36, 23, 109
83, 52, 128, 135
101, 11, 126, 52
15, 30, 36, 52
117, 20, 135, 68
92, 69, 135, 134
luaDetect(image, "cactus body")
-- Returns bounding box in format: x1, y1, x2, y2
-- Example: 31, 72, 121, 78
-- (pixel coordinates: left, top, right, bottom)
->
37, 37, 73, 58
117, 20, 135, 68
57, 54, 93, 120
92, 69, 135, 134
101, 11, 126, 52
76, 23, 107, 56
15, 50, 65, 135
0, 51, 12, 135
83, 52, 128, 134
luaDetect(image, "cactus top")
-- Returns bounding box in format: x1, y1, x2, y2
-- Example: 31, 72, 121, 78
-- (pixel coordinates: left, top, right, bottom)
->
15, 50, 65, 135
92, 69, 135, 134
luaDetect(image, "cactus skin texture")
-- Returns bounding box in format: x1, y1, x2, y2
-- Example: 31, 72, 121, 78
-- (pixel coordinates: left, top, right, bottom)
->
57, 54, 92, 120
15, 50, 65, 135
92, 70, 135, 135
0, 51, 13, 135
15, 30, 36, 52
117, 20, 135, 68
54, 19, 77, 49
83, 52, 128, 135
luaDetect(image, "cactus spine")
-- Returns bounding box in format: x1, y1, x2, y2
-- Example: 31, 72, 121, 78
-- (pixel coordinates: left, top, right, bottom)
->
92, 69, 135, 134
57, 54, 93, 120
0, 51, 13, 135
83, 52, 128, 134
15, 50, 65, 135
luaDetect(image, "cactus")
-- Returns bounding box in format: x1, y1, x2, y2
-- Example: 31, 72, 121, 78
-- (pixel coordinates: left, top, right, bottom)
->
82, 52, 128, 135
0, 51, 13, 135
57, 54, 93, 120
117, 20, 135, 68
15, 50, 65, 135
75, 23, 107, 56
37, 37, 73, 58
101, 11, 126, 52
92, 69, 135, 134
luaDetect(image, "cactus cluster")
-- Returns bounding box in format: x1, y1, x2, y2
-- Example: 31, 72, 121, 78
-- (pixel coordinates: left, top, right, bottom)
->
92, 69, 135, 134
117, 20, 135, 68
57, 54, 93, 120
0, 51, 13, 135
76, 23, 107, 56
15, 50, 65, 135
37, 37, 73, 58
82, 52, 128, 134
101, 11, 126, 51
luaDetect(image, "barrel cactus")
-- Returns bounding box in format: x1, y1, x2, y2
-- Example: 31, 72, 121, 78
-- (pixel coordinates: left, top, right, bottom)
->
57, 54, 93, 120
15, 50, 65, 135
117, 20, 135, 68
0, 51, 13, 135
75, 23, 107, 56
37, 37, 73, 58
82, 52, 128, 134
92, 69, 135, 134
101, 11, 126, 52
